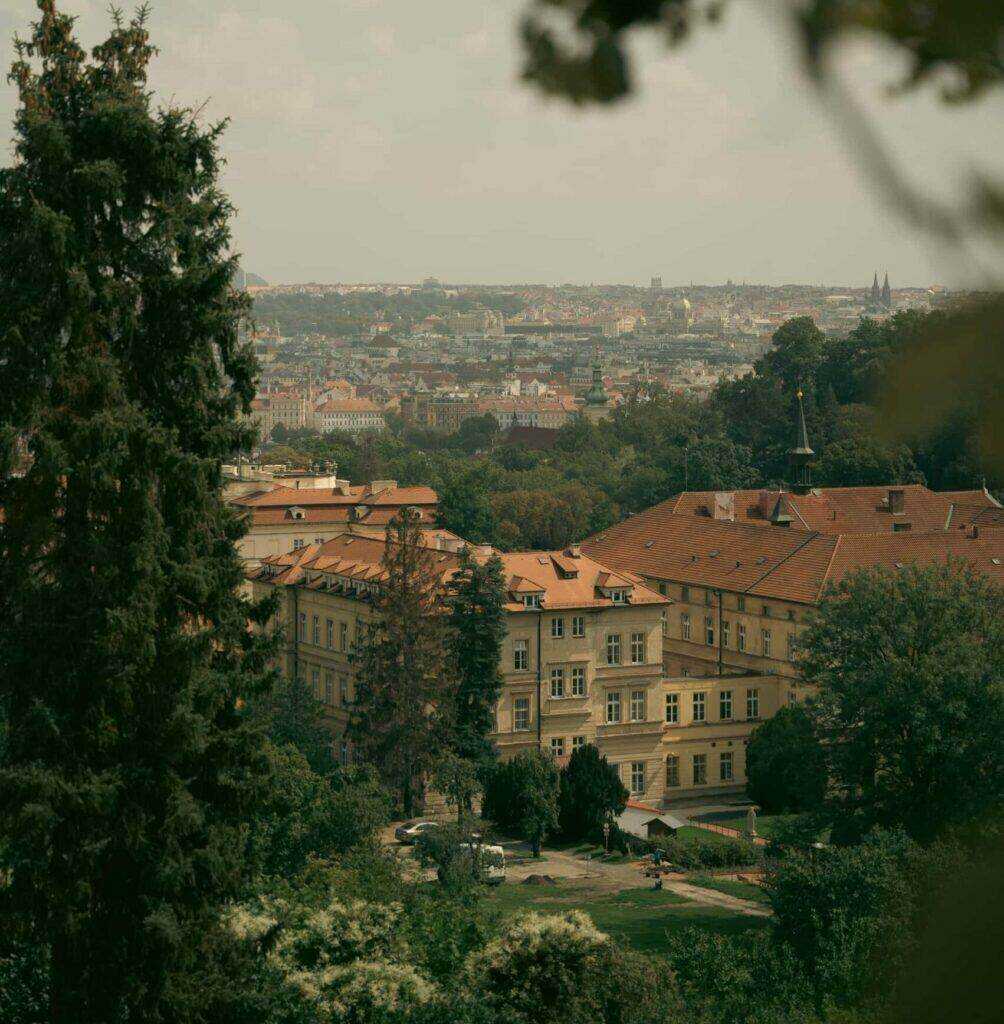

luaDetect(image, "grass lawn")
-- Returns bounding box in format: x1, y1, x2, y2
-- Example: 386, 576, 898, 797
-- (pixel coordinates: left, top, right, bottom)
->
686, 874, 772, 905
484, 879, 768, 954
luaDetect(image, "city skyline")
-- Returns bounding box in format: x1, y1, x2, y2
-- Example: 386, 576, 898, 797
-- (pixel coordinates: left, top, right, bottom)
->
1, 0, 1000, 288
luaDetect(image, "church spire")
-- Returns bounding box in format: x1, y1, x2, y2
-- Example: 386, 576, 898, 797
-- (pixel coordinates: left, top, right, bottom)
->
788, 388, 814, 495
881, 272, 892, 307
871, 271, 880, 304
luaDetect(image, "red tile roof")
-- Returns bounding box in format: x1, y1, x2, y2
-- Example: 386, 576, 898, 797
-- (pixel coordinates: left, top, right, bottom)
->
232, 483, 438, 509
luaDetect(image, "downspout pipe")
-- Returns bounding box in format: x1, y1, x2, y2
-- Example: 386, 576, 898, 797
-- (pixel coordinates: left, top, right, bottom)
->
717, 588, 724, 676
536, 610, 543, 749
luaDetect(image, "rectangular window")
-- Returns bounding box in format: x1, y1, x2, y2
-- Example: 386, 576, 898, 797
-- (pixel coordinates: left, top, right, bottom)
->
719, 689, 733, 720
786, 632, 795, 660
571, 735, 586, 752
693, 753, 707, 785
324, 672, 334, 706
681, 613, 691, 641
514, 697, 530, 731
665, 693, 679, 724
550, 666, 565, 699
297, 612, 307, 642
661, 611, 668, 637
292, 538, 305, 550
514, 639, 529, 671
551, 617, 565, 639
606, 691, 622, 724
571, 615, 585, 637
570, 665, 586, 696
311, 615, 320, 645
746, 688, 760, 719
693, 691, 706, 723
606, 634, 621, 665
339, 621, 348, 651
326, 618, 334, 648
705, 590, 713, 606
762, 605, 771, 617
705, 616, 715, 646
738, 623, 746, 652
611, 590, 626, 604
630, 761, 645, 794
310, 667, 320, 698
550, 736, 566, 758
666, 755, 680, 787
721, 620, 730, 648
340, 677, 349, 706
631, 632, 646, 664
630, 689, 646, 722
762, 629, 773, 658
720, 752, 734, 782
658, 582, 668, 596
737, 595, 746, 612
681, 585, 690, 601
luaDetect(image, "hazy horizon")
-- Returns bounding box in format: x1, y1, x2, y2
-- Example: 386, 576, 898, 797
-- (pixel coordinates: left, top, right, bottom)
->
2, 0, 1001, 289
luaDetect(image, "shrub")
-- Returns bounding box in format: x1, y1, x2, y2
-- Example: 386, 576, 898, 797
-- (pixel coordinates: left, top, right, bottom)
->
649, 832, 762, 870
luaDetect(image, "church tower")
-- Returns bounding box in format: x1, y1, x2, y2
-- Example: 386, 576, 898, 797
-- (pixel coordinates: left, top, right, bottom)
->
881, 272, 892, 308
788, 389, 814, 495
870, 271, 880, 305
583, 346, 610, 423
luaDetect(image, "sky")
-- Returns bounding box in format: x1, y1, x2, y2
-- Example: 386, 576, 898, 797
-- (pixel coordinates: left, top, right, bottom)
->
0, 0, 1002, 287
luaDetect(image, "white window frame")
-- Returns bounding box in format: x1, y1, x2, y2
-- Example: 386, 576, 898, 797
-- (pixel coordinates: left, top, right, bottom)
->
570, 665, 586, 696
665, 692, 679, 724
681, 612, 691, 641
666, 755, 680, 787
720, 751, 734, 782
719, 689, 733, 721
693, 753, 707, 785
571, 615, 585, 638
746, 688, 759, 719
514, 639, 529, 671
551, 617, 565, 639
606, 691, 622, 724
692, 691, 706, 723
630, 689, 646, 722
514, 696, 531, 731
630, 761, 646, 794
762, 629, 773, 658
550, 666, 565, 699
605, 633, 621, 665
630, 631, 645, 664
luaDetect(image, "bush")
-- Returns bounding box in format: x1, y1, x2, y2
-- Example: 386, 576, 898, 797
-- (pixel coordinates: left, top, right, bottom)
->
649, 832, 762, 870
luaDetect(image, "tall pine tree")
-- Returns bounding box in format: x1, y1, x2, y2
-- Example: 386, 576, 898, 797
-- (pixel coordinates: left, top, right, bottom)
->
446, 547, 507, 765
0, 4, 277, 1020
349, 509, 454, 815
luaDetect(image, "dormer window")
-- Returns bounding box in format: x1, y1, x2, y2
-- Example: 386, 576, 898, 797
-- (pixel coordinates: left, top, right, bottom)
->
288, 506, 306, 521
523, 594, 543, 609
609, 589, 628, 604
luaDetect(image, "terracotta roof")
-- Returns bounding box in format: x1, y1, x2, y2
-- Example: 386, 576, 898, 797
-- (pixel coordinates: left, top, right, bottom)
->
247, 534, 669, 612
232, 483, 438, 510
661, 484, 1000, 535
583, 506, 1004, 606
244, 505, 436, 527
316, 398, 383, 414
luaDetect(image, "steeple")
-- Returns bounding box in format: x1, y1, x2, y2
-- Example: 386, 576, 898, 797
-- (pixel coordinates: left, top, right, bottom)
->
586, 344, 608, 406
788, 388, 814, 495
881, 272, 892, 307
870, 271, 880, 304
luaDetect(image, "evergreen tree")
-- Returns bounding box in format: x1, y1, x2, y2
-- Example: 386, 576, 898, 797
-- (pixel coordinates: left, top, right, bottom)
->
260, 671, 333, 775
745, 705, 827, 814
349, 509, 454, 815
557, 743, 628, 841
446, 547, 507, 765
0, 5, 277, 1021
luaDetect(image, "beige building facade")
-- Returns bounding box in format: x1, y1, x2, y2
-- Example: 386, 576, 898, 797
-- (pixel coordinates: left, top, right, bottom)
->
247, 533, 782, 804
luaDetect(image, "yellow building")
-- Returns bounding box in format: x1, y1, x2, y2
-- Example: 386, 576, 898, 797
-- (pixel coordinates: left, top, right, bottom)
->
247, 533, 771, 802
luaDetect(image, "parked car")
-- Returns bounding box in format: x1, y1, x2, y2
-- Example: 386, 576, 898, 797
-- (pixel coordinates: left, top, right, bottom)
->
394, 820, 440, 844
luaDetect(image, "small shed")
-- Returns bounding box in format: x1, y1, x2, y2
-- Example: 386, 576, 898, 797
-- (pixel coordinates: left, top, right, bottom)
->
616, 801, 688, 839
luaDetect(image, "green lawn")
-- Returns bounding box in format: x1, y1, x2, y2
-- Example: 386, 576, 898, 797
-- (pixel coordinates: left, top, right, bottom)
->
686, 874, 772, 905
691, 814, 790, 840
484, 879, 768, 954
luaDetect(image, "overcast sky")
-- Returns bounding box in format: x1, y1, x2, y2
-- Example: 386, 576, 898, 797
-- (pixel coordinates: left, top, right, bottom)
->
1, 0, 1001, 287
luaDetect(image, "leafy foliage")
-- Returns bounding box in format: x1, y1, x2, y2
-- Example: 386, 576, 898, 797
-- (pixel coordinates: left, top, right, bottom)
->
557, 743, 628, 841
0, 5, 277, 1019
483, 751, 560, 856
746, 705, 828, 814
800, 561, 1004, 844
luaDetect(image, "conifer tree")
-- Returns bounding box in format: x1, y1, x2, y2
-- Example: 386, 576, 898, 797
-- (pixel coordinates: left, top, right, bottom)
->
350, 509, 454, 815
446, 546, 507, 765
0, 5, 277, 1020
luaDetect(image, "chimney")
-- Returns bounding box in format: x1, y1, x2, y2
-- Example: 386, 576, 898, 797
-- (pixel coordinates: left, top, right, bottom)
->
566, 545, 581, 558
888, 488, 905, 514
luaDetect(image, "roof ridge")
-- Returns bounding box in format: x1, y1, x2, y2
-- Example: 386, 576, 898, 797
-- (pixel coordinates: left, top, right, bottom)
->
742, 530, 826, 596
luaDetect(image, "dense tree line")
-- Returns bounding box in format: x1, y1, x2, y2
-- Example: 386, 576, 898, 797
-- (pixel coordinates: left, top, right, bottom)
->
266, 310, 1000, 553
